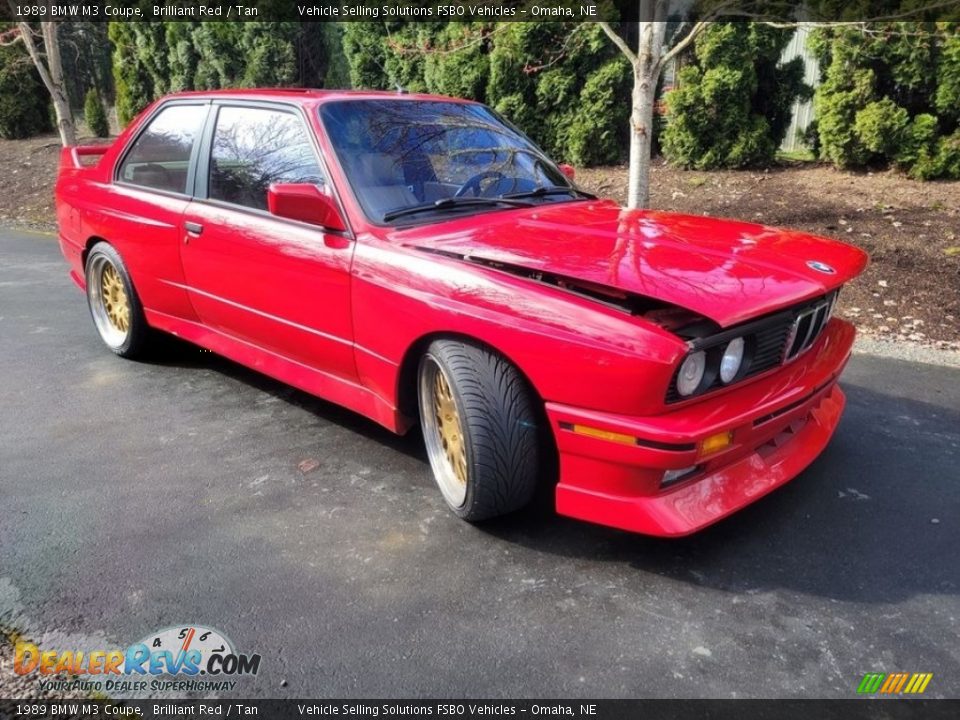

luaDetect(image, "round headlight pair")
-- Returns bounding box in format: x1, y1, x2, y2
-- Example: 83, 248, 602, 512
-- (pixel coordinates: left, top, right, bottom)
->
676, 337, 745, 397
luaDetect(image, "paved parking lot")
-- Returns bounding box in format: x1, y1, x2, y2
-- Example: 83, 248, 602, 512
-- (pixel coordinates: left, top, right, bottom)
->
1, 230, 959, 698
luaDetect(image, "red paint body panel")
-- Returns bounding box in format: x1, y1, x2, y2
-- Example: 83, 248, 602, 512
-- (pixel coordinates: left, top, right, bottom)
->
55, 89, 869, 536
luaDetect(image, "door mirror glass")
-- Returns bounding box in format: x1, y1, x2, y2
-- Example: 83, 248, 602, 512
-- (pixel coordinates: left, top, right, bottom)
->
267, 183, 347, 231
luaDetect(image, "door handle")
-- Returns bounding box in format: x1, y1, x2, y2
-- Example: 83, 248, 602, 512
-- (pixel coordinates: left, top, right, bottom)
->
324, 235, 351, 250
185, 221, 204, 235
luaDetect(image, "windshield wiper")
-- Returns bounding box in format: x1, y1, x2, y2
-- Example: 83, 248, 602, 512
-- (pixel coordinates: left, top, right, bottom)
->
382, 196, 534, 223
500, 186, 597, 201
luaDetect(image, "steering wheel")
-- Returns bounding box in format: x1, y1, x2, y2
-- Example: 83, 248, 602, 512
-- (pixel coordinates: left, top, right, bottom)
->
454, 170, 507, 198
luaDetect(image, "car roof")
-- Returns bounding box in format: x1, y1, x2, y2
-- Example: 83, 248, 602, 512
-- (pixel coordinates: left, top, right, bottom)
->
163, 88, 478, 107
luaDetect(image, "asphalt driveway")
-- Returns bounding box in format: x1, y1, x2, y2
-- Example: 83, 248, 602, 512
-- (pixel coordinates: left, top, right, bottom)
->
1, 229, 958, 698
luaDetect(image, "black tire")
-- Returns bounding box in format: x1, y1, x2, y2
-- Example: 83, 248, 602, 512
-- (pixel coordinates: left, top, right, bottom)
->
85, 241, 151, 359
418, 339, 541, 521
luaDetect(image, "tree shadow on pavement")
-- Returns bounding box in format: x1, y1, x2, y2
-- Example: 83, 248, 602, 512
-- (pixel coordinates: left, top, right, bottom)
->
145, 333, 428, 460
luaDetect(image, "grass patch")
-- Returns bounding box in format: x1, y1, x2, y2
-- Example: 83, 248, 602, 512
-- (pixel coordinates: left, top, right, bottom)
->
777, 149, 817, 163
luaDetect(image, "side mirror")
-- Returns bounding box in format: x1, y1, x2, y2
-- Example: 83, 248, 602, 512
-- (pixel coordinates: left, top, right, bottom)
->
267, 183, 347, 232
558, 163, 576, 181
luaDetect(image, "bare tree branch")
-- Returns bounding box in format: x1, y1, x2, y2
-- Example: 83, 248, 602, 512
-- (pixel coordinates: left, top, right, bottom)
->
658, 20, 710, 71
14, 21, 76, 145
598, 22, 637, 66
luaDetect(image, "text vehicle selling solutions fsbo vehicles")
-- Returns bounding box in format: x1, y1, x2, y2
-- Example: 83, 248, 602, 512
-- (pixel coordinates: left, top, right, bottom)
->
55, 89, 867, 536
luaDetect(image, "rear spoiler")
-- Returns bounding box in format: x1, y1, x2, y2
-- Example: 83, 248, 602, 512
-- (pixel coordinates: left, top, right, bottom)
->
60, 144, 110, 170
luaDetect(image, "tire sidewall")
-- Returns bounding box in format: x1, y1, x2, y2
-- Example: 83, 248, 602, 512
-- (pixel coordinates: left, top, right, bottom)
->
418, 349, 479, 518
85, 242, 145, 357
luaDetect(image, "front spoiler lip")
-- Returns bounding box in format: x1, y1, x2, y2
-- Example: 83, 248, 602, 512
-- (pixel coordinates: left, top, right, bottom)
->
554, 384, 845, 537
547, 318, 856, 536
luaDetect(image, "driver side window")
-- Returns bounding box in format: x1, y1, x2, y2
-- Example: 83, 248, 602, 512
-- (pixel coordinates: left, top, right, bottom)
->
208, 106, 324, 212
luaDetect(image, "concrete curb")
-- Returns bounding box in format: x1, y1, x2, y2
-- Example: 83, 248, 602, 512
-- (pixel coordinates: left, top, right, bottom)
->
854, 335, 960, 369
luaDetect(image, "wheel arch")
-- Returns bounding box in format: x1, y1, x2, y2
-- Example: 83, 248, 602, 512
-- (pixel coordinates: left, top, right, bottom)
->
395, 330, 544, 423
81, 235, 110, 269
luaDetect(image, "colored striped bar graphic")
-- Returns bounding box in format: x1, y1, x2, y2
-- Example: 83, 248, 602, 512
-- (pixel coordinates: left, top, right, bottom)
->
857, 672, 933, 694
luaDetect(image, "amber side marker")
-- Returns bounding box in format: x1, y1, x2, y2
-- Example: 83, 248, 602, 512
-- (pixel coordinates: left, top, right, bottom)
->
558, 422, 696, 452
565, 423, 635, 445
700, 431, 734, 456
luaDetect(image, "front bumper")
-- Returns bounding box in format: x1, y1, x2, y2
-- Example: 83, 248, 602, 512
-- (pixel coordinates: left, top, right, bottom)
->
548, 318, 855, 536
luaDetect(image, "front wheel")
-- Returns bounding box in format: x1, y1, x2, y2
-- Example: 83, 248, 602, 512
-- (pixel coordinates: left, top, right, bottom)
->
85, 242, 150, 358
418, 340, 541, 521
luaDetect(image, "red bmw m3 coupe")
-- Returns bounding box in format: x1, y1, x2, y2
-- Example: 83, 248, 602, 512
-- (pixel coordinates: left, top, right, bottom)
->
55, 89, 867, 536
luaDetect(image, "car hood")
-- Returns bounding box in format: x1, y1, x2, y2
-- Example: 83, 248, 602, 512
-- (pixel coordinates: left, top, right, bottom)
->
394, 200, 868, 328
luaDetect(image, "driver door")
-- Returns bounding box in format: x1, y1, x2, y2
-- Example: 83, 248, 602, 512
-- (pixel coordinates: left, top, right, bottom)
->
180, 103, 356, 382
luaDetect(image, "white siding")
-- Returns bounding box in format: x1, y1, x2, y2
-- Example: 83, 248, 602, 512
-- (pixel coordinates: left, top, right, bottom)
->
780, 24, 820, 153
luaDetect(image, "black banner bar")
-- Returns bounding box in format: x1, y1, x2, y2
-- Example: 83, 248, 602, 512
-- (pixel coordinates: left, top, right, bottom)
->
3, 0, 960, 23
3, 700, 960, 720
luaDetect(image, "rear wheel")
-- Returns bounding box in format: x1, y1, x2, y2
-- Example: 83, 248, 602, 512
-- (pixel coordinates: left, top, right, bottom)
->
85, 242, 150, 358
418, 339, 540, 521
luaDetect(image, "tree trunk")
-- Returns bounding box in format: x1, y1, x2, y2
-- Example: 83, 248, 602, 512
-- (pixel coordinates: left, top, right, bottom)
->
17, 22, 76, 146
627, 66, 657, 209
625, 17, 666, 209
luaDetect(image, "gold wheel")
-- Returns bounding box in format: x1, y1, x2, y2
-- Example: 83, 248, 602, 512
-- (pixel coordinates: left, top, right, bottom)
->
418, 341, 541, 521
87, 249, 137, 352
419, 354, 470, 508
100, 263, 130, 333
433, 369, 468, 486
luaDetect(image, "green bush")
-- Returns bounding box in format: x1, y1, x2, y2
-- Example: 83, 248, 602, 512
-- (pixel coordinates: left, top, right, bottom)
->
111, 21, 339, 127
935, 32, 960, 123
424, 23, 491, 100
565, 58, 632, 166
854, 97, 909, 157
84, 89, 110, 138
109, 23, 154, 125
811, 23, 960, 179
661, 24, 808, 169
0, 39, 52, 140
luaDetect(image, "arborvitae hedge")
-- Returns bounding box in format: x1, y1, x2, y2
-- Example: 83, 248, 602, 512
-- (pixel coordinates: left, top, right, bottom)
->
84, 89, 110, 138
0, 39, 52, 139
340, 21, 630, 166
109, 22, 341, 126
811, 23, 960, 179
661, 24, 810, 169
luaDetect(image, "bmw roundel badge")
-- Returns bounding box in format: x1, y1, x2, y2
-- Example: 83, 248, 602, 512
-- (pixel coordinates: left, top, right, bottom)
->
807, 260, 836, 274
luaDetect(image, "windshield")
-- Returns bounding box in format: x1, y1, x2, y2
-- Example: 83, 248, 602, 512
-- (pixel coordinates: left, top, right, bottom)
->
319, 99, 577, 224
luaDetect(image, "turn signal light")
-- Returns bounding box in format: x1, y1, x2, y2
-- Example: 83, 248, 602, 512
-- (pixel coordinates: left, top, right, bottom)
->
700, 431, 733, 456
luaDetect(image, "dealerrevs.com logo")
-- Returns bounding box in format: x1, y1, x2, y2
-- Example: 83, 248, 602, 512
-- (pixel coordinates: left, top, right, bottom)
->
14, 625, 261, 694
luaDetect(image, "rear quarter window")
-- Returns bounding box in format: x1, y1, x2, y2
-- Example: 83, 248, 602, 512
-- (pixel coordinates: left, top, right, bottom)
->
117, 105, 207, 195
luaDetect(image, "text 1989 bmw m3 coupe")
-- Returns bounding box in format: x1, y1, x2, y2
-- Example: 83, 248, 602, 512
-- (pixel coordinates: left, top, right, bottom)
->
56, 89, 867, 536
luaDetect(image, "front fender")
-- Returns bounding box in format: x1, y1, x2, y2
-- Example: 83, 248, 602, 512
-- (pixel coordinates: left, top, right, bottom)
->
350, 238, 686, 421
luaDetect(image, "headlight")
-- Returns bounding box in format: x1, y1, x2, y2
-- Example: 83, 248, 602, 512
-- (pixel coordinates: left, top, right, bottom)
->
719, 337, 745, 384
676, 350, 706, 397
